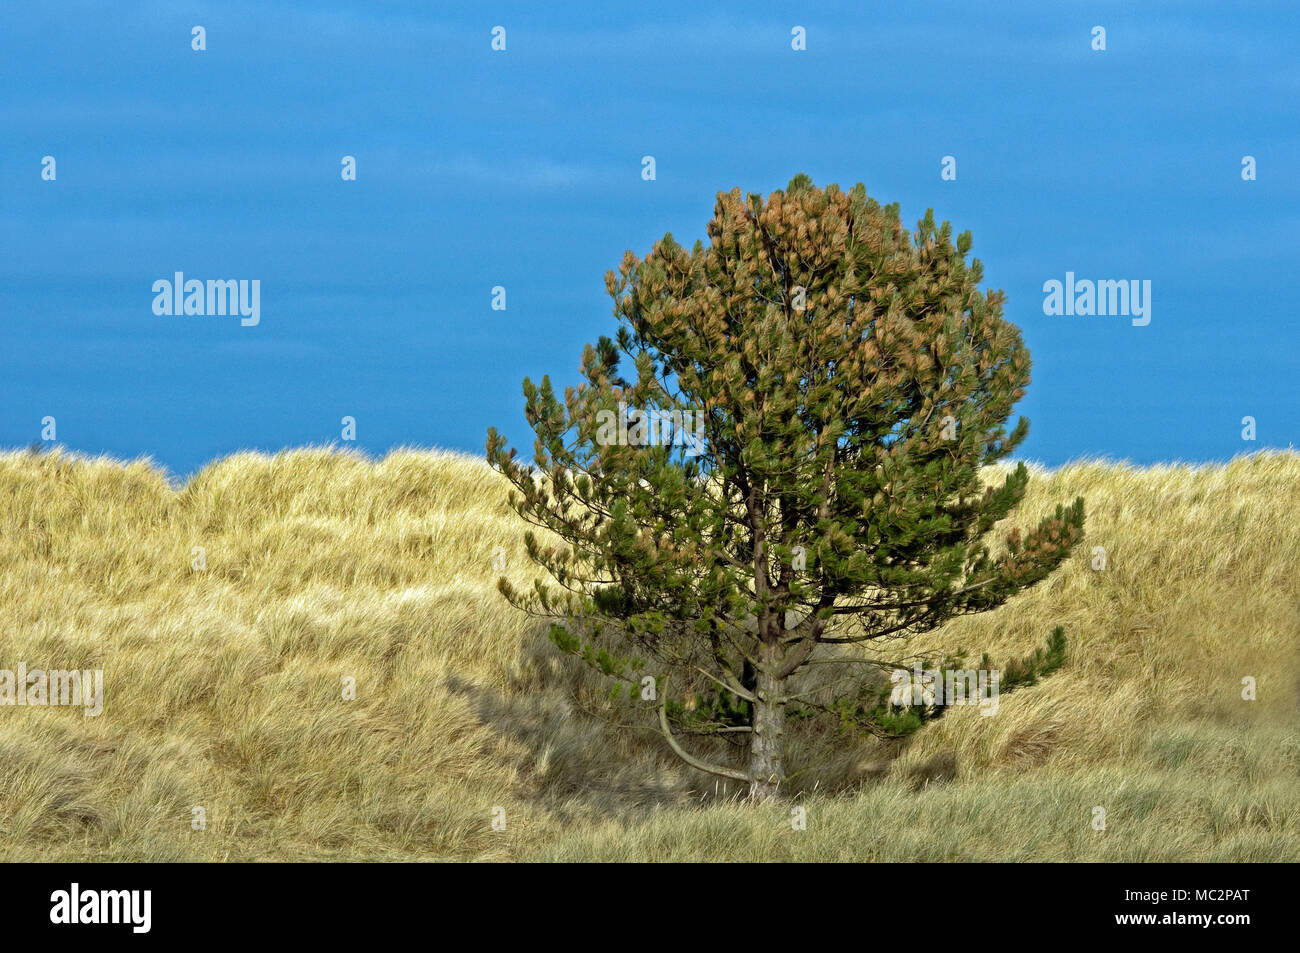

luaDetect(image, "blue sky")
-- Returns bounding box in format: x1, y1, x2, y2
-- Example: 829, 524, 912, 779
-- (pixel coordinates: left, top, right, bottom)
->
2, 1, 1297, 477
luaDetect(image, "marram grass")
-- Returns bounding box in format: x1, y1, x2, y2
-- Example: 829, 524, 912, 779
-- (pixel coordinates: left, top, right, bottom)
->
0, 446, 1295, 861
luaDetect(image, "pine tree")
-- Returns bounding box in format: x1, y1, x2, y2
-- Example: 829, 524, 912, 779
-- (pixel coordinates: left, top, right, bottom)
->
486, 175, 1084, 799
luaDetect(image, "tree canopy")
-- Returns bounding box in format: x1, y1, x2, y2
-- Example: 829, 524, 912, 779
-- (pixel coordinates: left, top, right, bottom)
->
487, 174, 1084, 798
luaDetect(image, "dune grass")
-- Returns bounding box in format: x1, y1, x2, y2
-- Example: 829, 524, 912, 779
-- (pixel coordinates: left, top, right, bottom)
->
0, 445, 1295, 861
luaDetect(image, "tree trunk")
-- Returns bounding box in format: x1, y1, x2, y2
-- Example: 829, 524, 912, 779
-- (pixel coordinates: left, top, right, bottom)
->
747, 663, 786, 800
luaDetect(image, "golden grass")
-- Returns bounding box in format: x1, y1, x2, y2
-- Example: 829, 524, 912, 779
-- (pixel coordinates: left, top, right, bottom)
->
0, 446, 1295, 861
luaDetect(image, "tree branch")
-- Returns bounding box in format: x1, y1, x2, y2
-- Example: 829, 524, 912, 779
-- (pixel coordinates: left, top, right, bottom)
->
658, 696, 748, 782
695, 665, 757, 703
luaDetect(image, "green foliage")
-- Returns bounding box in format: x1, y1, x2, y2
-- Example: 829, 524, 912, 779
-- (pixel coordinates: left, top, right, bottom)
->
804, 626, 1072, 741
985, 624, 1068, 692
490, 175, 1085, 786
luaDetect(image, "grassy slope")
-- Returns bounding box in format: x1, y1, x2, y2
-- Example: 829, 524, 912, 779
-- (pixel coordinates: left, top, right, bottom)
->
0, 447, 1295, 861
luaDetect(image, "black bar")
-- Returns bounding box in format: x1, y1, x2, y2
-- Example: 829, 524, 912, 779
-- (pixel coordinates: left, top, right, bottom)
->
0, 862, 1288, 941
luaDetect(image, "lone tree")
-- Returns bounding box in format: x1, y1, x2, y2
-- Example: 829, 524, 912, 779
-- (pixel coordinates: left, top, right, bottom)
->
487, 175, 1083, 799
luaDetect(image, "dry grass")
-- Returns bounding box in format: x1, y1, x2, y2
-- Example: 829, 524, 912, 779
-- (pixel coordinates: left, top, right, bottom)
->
0, 446, 1295, 861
